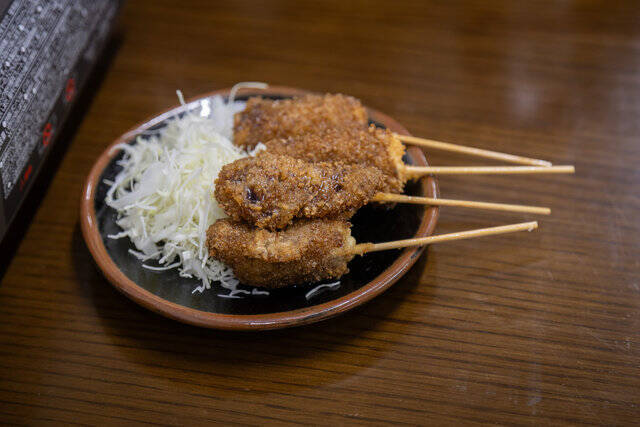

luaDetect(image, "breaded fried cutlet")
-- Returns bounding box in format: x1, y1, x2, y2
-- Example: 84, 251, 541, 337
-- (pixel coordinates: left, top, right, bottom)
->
206, 218, 355, 288
263, 125, 407, 193
233, 94, 368, 148
215, 152, 386, 230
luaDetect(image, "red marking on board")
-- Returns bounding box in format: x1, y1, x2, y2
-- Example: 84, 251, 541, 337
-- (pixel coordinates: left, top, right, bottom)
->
20, 164, 33, 191
64, 77, 76, 102
42, 122, 53, 147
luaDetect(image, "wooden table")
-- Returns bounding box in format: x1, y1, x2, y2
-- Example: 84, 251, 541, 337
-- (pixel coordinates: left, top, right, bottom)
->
1, 1, 638, 424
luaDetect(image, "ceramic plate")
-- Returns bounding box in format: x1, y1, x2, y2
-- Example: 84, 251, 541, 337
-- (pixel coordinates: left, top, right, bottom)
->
80, 86, 439, 330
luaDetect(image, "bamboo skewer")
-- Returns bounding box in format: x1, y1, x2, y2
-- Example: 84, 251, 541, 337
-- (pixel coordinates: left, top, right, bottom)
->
396, 135, 552, 167
372, 193, 550, 215
403, 165, 574, 176
351, 221, 538, 255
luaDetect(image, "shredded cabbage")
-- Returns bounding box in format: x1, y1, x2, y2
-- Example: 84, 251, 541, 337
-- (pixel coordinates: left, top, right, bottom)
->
305, 281, 341, 300
105, 84, 266, 294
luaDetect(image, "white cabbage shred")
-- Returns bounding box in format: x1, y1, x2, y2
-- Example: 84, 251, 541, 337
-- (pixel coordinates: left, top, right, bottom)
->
105, 86, 266, 294
305, 281, 341, 300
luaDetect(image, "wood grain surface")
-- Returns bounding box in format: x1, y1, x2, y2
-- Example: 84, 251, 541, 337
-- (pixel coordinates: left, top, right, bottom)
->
1, 0, 639, 424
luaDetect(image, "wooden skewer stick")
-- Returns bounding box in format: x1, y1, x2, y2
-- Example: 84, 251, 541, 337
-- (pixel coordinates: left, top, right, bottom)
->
403, 165, 575, 176
351, 221, 538, 255
396, 135, 552, 167
371, 193, 550, 215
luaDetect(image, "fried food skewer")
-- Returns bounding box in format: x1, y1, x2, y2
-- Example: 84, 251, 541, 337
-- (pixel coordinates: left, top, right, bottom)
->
254, 126, 574, 195
234, 94, 557, 167
206, 219, 538, 288
215, 153, 551, 230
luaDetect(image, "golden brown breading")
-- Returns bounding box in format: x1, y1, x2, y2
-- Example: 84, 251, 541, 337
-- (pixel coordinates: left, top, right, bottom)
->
264, 125, 407, 193
206, 218, 355, 288
215, 152, 386, 230
233, 94, 368, 148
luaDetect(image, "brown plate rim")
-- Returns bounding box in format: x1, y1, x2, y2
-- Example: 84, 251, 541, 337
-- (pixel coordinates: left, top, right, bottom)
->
79, 86, 439, 330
